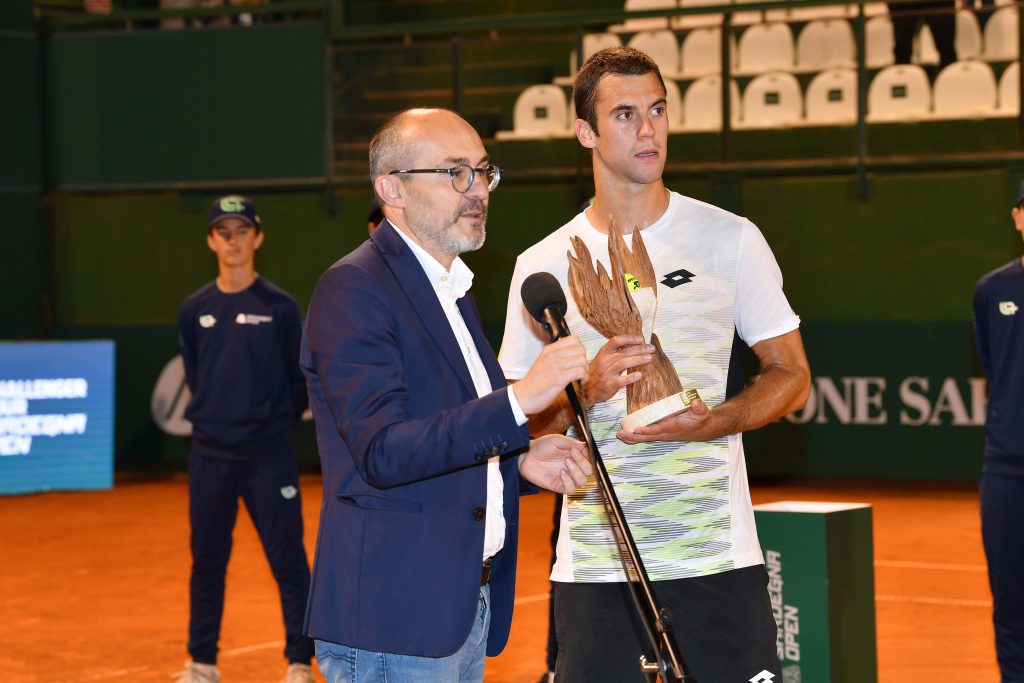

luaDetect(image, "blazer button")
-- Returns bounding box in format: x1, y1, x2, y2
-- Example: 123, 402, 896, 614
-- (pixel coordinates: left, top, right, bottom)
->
473, 506, 485, 521
475, 452, 486, 462
498, 441, 508, 452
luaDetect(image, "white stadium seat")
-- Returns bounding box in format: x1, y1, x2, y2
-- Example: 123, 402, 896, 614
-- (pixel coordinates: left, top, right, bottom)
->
790, 0, 850, 22
680, 27, 737, 77
741, 71, 804, 127
796, 19, 856, 72
682, 75, 742, 130
628, 30, 681, 78
805, 67, 859, 124
867, 64, 931, 121
866, 15, 895, 68
495, 85, 570, 140
558, 33, 623, 85
736, 23, 795, 75
999, 61, 1020, 114
674, 0, 724, 28
932, 60, 998, 118
915, 23, 940, 66
610, 0, 676, 32
956, 10, 983, 61
983, 7, 1020, 61
663, 77, 686, 131
732, 0, 766, 26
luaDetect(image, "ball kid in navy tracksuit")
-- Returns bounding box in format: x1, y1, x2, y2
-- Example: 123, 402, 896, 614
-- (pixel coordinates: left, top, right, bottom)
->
177, 195, 314, 683
973, 181, 1024, 683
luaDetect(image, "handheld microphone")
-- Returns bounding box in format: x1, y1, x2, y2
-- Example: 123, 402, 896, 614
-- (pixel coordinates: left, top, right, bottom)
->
520, 272, 571, 343
520, 271, 588, 426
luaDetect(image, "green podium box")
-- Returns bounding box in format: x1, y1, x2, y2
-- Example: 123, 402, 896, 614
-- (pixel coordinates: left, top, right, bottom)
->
753, 501, 878, 683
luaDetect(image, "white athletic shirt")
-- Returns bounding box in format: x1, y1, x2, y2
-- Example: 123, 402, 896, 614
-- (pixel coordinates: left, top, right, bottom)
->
499, 191, 800, 582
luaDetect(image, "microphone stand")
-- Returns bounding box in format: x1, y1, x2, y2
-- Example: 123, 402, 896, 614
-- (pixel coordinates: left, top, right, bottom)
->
542, 312, 690, 682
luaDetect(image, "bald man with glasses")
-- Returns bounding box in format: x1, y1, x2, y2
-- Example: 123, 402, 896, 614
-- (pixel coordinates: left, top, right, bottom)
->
300, 108, 593, 683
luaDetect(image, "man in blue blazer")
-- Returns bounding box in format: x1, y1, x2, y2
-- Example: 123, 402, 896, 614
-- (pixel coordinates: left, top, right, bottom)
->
301, 108, 593, 683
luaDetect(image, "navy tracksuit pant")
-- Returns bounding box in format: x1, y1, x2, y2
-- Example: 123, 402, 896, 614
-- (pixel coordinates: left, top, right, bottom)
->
982, 473, 1024, 682
188, 444, 315, 665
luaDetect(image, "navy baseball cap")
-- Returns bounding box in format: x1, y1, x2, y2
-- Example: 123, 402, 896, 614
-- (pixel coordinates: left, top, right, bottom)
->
208, 195, 261, 229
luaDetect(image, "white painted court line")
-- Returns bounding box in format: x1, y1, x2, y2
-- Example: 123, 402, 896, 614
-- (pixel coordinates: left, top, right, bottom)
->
220, 640, 282, 656
54, 641, 286, 682
875, 559, 987, 572
514, 592, 551, 606
59, 666, 151, 682
876, 594, 992, 607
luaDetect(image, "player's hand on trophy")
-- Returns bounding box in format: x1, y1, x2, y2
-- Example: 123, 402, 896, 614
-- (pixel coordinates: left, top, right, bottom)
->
513, 336, 588, 415
616, 397, 711, 444
584, 334, 655, 408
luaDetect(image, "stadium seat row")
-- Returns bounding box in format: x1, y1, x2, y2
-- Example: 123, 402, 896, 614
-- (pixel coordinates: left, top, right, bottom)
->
557, 10, 1019, 82
497, 60, 1019, 138
605, 0, 1011, 31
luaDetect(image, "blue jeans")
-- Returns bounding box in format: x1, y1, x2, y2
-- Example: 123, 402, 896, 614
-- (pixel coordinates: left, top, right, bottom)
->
315, 585, 491, 683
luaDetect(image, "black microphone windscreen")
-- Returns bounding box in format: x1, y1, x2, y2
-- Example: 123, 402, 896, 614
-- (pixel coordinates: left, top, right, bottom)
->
521, 272, 568, 324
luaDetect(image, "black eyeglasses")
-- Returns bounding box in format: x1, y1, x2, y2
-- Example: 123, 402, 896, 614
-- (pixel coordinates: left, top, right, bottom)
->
388, 164, 502, 193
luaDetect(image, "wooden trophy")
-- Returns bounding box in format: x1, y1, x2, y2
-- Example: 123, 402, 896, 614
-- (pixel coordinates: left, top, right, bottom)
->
567, 218, 699, 432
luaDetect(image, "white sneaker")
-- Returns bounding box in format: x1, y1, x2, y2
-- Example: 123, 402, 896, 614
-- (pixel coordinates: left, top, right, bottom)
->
281, 662, 315, 683
175, 661, 220, 683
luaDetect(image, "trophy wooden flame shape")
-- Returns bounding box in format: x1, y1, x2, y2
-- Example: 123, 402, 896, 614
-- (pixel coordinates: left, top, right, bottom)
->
567, 218, 699, 431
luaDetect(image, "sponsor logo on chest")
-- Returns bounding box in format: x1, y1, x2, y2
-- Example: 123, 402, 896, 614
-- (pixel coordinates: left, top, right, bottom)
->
235, 313, 274, 325
999, 300, 1019, 316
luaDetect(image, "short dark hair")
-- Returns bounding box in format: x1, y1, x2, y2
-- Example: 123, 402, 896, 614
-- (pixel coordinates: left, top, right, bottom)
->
573, 47, 666, 136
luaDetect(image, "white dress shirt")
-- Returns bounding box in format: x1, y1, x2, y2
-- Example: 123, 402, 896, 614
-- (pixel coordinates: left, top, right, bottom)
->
392, 224, 527, 561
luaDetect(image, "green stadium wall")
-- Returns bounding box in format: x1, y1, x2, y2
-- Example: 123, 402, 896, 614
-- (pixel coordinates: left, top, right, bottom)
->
42, 22, 327, 186
1, 1, 45, 340
44, 168, 1020, 477
19, 13, 1023, 479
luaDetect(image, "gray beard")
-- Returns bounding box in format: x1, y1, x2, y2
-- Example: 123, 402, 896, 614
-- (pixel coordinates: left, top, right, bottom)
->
423, 200, 488, 255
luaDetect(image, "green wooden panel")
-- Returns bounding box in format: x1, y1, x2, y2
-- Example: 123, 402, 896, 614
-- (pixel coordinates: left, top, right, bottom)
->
0, 1, 34, 30
0, 191, 44, 339
50, 189, 374, 327
743, 170, 1021, 321
43, 21, 327, 186
0, 32, 41, 186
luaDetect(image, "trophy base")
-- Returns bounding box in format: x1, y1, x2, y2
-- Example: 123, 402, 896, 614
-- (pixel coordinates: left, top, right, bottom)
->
621, 391, 693, 432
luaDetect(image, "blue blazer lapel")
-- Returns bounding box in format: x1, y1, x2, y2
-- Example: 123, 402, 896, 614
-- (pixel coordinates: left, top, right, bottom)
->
371, 221, 476, 397
457, 293, 505, 392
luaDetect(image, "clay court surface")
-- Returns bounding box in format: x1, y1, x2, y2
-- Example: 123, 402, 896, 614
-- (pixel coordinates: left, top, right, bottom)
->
0, 475, 998, 682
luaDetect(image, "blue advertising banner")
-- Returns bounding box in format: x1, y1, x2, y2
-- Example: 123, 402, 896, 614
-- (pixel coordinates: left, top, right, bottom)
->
0, 341, 114, 494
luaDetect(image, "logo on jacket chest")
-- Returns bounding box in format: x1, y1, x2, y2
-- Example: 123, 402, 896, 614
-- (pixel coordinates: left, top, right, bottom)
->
235, 313, 274, 325
999, 300, 1019, 316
